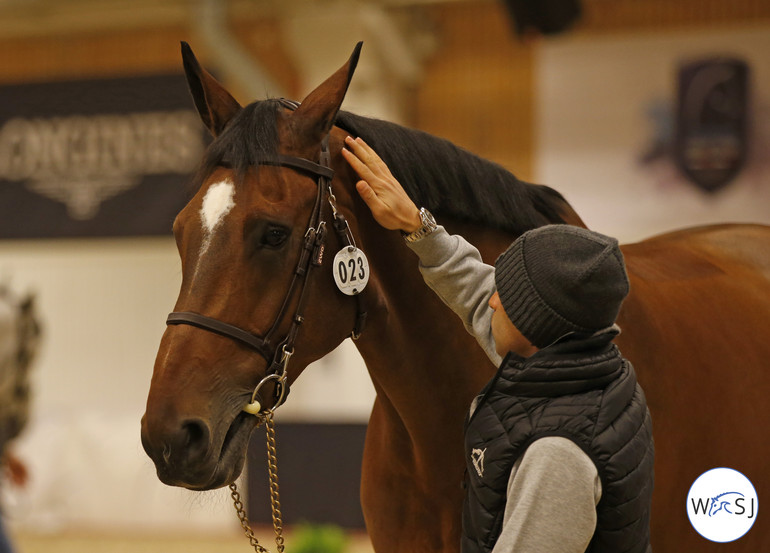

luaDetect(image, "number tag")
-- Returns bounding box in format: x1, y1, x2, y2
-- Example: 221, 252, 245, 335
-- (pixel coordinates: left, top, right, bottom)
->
333, 246, 369, 295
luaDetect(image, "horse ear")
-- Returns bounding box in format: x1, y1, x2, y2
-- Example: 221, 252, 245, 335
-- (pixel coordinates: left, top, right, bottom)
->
292, 42, 363, 144
181, 41, 242, 137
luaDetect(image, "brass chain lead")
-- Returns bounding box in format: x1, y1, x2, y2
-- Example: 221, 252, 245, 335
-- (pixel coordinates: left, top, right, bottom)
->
229, 414, 285, 553
264, 415, 285, 552
229, 483, 270, 553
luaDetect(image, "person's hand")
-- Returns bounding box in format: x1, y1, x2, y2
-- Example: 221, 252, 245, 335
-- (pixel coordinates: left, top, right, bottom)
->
3, 452, 29, 488
342, 136, 421, 233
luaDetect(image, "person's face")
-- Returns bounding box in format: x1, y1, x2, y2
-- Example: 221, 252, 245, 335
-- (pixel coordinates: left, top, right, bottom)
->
488, 292, 538, 358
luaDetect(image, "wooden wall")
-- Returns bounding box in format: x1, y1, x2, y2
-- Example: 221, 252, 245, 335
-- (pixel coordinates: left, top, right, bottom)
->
0, 16, 299, 98
416, 3, 535, 179
415, 0, 770, 180
0, 0, 768, 181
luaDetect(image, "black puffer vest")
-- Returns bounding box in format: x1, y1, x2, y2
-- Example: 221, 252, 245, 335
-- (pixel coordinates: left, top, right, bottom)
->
462, 333, 654, 553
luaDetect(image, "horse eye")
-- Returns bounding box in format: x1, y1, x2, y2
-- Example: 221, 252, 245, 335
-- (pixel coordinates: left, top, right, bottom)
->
261, 225, 289, 248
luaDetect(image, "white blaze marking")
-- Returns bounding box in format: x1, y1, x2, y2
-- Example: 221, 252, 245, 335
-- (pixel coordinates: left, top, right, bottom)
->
199, 179, 235, 253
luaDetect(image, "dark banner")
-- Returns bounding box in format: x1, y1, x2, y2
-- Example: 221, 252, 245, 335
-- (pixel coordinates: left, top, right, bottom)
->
0, 74, 207, 238
247, 422, 367, 528
675, 57, 749, 193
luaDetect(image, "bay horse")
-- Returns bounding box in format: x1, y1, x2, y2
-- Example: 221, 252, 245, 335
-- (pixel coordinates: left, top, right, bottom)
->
141, 42, 770, 552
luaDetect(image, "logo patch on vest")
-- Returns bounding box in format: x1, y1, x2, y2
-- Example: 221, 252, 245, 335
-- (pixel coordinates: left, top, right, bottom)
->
471, 448, 486, 478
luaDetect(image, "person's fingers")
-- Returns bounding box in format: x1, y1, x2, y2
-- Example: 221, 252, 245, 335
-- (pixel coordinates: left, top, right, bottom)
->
341, 145, 374, 182
345, 135, 374, 161
355, 179, 379, 208
345, 136, 393, 180
344, 136, 420, 232
355, 180, 403, 231
356, 138, 394, 179
343, 145, 393, 201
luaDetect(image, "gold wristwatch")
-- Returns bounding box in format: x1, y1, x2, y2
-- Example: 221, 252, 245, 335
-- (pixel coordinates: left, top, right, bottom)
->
402, 207, 438, 243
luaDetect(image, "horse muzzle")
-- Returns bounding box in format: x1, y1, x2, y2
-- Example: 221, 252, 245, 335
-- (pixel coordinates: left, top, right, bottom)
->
140, 408, 257, 490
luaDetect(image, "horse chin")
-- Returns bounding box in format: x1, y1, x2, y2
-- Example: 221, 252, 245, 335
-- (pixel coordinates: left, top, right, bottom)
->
214, 411, 258, 485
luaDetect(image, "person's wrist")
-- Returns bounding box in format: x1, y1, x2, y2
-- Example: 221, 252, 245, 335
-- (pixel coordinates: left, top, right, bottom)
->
402, 207, 437, 243
402, 207, 421, 233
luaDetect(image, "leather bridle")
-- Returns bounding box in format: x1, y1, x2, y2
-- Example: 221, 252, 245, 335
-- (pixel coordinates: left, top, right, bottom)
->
166, 99, 367, 416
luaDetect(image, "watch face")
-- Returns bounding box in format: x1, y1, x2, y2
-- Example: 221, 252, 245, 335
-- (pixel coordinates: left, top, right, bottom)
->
404, 208, 437, 242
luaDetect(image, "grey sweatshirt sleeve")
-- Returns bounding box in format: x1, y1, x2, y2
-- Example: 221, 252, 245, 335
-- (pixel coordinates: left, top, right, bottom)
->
492, 437, 602, 553
406, 226, 502, 366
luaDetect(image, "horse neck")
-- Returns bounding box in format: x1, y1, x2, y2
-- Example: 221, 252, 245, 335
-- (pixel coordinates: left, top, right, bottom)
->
350, 219, 499, 449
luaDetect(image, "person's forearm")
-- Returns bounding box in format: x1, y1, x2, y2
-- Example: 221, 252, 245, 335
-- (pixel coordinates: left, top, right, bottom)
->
407, 227, 501, 366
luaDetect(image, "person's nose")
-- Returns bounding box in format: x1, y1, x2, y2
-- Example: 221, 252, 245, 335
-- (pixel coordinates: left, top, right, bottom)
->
489, 291, 500, 310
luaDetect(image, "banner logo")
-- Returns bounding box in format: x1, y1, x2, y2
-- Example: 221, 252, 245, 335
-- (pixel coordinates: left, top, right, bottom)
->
0, 111, 202, 220
0, 74, 205, 238
675, 58, 749, 193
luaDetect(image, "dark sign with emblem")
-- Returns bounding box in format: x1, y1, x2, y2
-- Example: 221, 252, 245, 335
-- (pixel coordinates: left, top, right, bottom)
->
0, 74, 206, 238
675, 57, 749, 193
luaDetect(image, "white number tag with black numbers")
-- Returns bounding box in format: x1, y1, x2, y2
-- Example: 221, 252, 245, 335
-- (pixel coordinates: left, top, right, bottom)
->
333, 246, 369, 295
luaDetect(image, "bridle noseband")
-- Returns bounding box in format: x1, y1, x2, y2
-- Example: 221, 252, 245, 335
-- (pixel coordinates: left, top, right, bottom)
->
166, 99, 366, 417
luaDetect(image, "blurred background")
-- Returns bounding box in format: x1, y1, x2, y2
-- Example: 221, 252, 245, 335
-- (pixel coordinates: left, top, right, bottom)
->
0, 0, 768, 552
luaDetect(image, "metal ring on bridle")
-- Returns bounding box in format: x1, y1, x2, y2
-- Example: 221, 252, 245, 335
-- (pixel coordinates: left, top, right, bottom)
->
243, 346, 293, 416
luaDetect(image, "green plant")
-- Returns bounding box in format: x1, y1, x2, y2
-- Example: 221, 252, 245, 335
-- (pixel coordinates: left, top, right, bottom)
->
290, 522, 349, 553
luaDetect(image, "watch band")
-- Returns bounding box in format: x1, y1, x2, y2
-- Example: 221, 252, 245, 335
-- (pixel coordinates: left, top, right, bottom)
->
402, 207, 437, 243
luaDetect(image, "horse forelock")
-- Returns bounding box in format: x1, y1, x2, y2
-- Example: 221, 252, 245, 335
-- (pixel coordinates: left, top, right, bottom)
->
193, 99, 284, 189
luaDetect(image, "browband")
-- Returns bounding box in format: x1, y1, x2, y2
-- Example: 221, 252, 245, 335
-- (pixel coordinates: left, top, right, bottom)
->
260, 155, 335, 180
220, 155, 334, 180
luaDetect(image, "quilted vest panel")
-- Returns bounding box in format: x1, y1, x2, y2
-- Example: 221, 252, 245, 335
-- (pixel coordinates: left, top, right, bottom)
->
461, 334, 654, 553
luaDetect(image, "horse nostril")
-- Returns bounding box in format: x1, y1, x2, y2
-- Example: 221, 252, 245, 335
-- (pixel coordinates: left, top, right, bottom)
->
178, 419, 211, 458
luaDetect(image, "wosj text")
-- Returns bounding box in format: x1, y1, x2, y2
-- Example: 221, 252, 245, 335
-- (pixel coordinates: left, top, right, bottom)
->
691, 493, 756, 519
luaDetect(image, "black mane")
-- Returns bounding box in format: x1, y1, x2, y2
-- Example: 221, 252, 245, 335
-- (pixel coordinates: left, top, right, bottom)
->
335, 111, 569, 235
196, 100, 570, 236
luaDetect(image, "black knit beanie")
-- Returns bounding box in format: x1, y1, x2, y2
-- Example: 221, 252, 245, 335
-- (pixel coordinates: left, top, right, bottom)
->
494, 225, 629, 349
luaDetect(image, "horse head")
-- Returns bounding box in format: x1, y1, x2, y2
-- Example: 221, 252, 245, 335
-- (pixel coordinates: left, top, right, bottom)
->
141, 42, 370, 490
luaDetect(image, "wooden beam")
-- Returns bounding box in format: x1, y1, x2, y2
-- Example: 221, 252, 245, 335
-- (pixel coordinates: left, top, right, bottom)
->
577, 0, 770, 34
